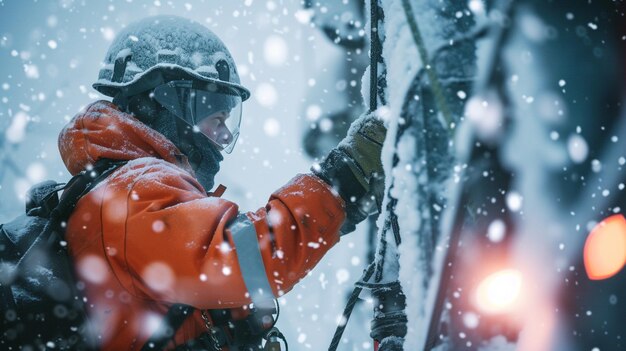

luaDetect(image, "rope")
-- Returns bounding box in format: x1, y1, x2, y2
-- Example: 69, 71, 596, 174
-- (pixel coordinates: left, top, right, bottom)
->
328, 263, 376, 351
374, 197, 402, 283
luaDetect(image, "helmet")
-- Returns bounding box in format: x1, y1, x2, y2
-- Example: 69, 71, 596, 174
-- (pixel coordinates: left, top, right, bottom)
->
93, 15, 250, 153
93, 15, 249, 100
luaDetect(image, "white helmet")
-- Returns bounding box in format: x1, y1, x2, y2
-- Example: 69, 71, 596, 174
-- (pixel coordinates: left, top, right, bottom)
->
94, 15, 249, 153
93, 15, 249, 100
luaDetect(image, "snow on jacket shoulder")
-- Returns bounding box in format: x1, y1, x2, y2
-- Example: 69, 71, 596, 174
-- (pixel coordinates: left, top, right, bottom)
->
58, 100, 346, 350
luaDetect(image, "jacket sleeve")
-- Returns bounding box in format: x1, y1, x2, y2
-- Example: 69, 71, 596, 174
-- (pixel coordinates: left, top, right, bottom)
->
119, 163, 345, 309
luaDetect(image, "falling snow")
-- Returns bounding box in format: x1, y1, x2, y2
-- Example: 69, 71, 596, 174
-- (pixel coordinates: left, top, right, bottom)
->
1, 1, 625, 351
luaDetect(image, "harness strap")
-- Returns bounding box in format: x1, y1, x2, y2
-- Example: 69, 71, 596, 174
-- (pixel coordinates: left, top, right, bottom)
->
15, 158, 127, 266
53, 159, 127, 229
145, 306, 281, 351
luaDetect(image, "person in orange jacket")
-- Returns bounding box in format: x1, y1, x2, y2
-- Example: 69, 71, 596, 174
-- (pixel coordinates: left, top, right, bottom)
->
59, 15, 385, 350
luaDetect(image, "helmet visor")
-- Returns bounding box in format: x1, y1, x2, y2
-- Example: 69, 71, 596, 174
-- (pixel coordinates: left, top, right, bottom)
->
152, 80, 243, 153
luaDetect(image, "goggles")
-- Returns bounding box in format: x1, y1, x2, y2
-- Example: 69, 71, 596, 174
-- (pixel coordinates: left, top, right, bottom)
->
153, 80, 243, 153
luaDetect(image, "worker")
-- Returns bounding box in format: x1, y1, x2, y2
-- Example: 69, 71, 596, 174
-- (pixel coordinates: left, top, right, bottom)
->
59, 15, 385, 350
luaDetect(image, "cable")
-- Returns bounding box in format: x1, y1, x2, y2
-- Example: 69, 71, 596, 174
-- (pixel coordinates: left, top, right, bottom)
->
369, 0, 382, 112
328, 263, 376, 351
268, 298, 280, 330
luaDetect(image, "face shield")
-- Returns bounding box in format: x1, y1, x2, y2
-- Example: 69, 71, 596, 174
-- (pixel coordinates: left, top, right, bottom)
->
152, 80, 243, 153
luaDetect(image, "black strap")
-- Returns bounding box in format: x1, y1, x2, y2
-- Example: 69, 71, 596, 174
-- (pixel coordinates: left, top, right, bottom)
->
146, 305, 282, 351
369, 0, 382, 113
142, 304, 195, 351
53, 159, 127, 227
14, 159, 127, 267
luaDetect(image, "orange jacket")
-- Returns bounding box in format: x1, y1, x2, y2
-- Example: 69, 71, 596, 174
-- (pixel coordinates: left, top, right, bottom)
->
59, 101, 346, 350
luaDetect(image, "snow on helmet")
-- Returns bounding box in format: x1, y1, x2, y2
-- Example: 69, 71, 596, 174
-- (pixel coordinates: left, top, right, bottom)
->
92, 15, 250, 101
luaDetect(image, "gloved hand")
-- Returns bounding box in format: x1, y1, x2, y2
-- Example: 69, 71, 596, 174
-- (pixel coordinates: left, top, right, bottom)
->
312, 112, 387, 234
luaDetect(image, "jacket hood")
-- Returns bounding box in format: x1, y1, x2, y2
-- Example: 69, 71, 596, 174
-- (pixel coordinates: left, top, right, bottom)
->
58, 100, 194, 176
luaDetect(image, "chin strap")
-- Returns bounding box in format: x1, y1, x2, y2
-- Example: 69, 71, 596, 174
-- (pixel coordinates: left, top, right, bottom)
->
112, 92, 130, 111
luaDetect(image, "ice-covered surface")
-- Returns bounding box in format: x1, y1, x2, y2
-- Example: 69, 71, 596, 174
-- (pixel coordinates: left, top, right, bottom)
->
378, 0, 476, 349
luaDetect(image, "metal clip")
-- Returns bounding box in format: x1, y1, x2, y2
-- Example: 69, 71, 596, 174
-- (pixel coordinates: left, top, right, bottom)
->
201, 310, 223, 351
263, 327, 284, 351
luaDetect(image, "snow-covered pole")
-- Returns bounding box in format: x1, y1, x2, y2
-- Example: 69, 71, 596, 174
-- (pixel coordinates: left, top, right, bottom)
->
375, 0, 477, 349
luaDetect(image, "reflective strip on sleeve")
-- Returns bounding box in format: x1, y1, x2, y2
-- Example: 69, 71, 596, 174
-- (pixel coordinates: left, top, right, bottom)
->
229, 213, 275, 309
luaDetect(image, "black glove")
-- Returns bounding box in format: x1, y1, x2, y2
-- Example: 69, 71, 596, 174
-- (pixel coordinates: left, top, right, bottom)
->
312, 112, 386, 234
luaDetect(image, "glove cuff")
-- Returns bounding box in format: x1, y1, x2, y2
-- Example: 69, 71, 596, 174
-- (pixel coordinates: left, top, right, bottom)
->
312, 149, 368, 235
312, 149, 367, 204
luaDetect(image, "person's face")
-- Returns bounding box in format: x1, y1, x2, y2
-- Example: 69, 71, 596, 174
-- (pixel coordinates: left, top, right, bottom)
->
197, 111, 234, 147
152, 80, 243, 153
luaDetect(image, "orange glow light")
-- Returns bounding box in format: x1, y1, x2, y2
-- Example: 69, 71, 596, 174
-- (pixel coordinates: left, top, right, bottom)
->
584, 214, 626, 280
475, 269, 523, 315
